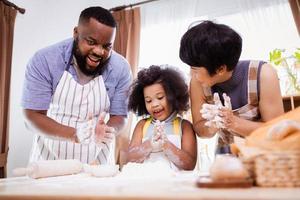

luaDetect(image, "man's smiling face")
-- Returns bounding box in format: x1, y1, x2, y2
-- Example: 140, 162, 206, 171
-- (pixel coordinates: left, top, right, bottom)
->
73, 18, 116, 76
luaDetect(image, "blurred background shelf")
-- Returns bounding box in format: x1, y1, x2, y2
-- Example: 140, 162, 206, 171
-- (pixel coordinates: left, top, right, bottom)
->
283, 95, 300, 112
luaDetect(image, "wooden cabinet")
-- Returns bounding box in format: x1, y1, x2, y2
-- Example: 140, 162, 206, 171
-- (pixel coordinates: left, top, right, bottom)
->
282, 95, 300, 112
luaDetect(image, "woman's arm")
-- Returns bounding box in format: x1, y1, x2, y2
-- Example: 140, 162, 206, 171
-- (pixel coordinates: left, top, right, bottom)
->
259, 63, 284, 121
163, 120, 197, 170
190, 78, 218, 138
220, 63, 284, 137
126, 120, 152, 163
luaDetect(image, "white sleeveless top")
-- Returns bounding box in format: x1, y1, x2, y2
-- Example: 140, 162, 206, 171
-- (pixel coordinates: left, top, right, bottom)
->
142, 113, 183, 170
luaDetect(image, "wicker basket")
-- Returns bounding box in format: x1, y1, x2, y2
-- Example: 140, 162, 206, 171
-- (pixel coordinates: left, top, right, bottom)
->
254, 151, 300, 187
240, 156, 256, 180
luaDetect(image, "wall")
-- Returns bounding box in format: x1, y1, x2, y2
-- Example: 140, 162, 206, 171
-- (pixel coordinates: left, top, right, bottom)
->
7, 0, 140, 177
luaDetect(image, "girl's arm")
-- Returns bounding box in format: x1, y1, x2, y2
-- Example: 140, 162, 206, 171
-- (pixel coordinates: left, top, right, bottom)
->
163, 120, 197, 170
190, 78, 218, 138
219, 63, 284, 137
126, 120, 152, 163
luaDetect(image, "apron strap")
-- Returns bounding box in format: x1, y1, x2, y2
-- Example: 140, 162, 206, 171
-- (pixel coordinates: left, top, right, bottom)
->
65, 52, 73, 71
143, 118, 152, 137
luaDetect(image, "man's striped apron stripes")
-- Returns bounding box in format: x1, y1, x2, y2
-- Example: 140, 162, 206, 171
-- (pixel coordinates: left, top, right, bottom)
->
29, 58, 111, 164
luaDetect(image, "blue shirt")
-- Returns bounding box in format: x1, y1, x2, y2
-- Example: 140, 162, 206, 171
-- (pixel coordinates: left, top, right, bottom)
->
21, 38, 132, 116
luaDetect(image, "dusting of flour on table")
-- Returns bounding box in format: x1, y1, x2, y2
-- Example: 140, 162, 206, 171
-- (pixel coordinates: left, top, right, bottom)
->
119, 160, 176, 179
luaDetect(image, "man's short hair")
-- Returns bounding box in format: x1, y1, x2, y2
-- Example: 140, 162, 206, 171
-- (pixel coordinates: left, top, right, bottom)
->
79, 6, 116, 28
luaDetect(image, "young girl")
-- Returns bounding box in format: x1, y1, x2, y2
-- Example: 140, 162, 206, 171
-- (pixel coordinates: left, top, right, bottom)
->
126, 65, 197, 170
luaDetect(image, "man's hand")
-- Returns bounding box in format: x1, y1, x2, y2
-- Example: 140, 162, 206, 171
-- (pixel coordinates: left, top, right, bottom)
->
76, 115, 95, 144
76, 112, 116, 145
93, 112, 116, 145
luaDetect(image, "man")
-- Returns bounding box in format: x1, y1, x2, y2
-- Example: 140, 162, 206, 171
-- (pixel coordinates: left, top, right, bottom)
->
22, 6, 132, 164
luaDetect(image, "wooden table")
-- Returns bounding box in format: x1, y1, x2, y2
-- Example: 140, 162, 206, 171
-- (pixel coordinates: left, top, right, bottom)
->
0, 172, 299, 200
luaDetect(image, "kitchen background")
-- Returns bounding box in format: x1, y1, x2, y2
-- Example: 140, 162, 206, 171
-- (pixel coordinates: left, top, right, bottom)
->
7, 0, 299, 177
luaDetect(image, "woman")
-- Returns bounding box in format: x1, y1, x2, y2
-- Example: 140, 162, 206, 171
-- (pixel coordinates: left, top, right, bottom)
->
179, 20, 284, 153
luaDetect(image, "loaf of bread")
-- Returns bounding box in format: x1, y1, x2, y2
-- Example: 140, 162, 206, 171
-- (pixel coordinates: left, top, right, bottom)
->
246, 107, 300, 151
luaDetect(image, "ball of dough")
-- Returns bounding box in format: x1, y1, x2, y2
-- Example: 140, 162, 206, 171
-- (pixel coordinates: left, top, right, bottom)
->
210, 154, 249, 181
85, 165, 119, 177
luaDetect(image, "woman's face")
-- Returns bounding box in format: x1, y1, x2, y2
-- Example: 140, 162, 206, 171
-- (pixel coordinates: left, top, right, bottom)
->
190, 67, 216, 87
144, 83, 172, 121
190, 66, 230, 87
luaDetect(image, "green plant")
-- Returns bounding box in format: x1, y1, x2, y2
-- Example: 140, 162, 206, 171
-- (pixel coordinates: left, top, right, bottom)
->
269, 48, 300, 95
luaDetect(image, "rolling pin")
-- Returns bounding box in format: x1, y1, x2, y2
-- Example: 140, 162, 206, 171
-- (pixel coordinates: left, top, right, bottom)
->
13, 159, 83, 179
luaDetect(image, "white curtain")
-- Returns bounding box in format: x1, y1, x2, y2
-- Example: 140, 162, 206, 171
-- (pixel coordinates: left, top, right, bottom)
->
216, 0, 299, 60
137, 0, 299, 172
139, 0, 299, 70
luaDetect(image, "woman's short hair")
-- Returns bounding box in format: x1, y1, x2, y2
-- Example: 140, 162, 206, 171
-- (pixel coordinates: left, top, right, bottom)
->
179, 20, 242, 75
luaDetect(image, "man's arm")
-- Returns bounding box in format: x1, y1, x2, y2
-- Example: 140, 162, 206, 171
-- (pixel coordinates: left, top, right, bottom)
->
23, 109, 77, 141
107, 115, 126, 135
107, 56, 132, 117
22, 51, 77, 140
106, 57, 132, 134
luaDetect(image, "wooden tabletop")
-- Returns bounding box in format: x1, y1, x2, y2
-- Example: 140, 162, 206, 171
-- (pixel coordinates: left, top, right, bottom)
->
0, 173, 299, 200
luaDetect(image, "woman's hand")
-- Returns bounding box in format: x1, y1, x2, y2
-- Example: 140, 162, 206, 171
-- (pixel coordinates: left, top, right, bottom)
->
218, 108, 238, 131
200, 93, 233, 130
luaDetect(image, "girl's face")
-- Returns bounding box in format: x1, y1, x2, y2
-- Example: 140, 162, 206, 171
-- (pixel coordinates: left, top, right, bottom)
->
144, 83, 172, 121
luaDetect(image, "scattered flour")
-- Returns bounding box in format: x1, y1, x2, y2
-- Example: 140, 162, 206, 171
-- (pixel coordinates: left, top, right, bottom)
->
119, 160, 176, 179
84, 164, 120, 177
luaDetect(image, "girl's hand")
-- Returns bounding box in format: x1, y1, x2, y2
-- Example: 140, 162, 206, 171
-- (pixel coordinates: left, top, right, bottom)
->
151, 133, 164, 152
151, 121, 167, 152
128, 141, 152, 163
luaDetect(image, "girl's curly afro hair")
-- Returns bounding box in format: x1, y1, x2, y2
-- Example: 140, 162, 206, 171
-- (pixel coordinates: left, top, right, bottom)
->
128, 65, 189, 116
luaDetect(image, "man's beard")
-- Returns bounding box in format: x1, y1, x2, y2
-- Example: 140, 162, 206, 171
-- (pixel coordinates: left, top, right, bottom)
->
72, 40, 109, 76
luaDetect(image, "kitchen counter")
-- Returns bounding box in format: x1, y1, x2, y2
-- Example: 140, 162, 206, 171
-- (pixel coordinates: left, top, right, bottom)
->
0, 172, 299, 200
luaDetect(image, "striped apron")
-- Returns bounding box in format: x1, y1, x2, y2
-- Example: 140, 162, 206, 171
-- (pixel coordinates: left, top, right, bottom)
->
29, 56, 112, 164
203, 61, 261, 154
